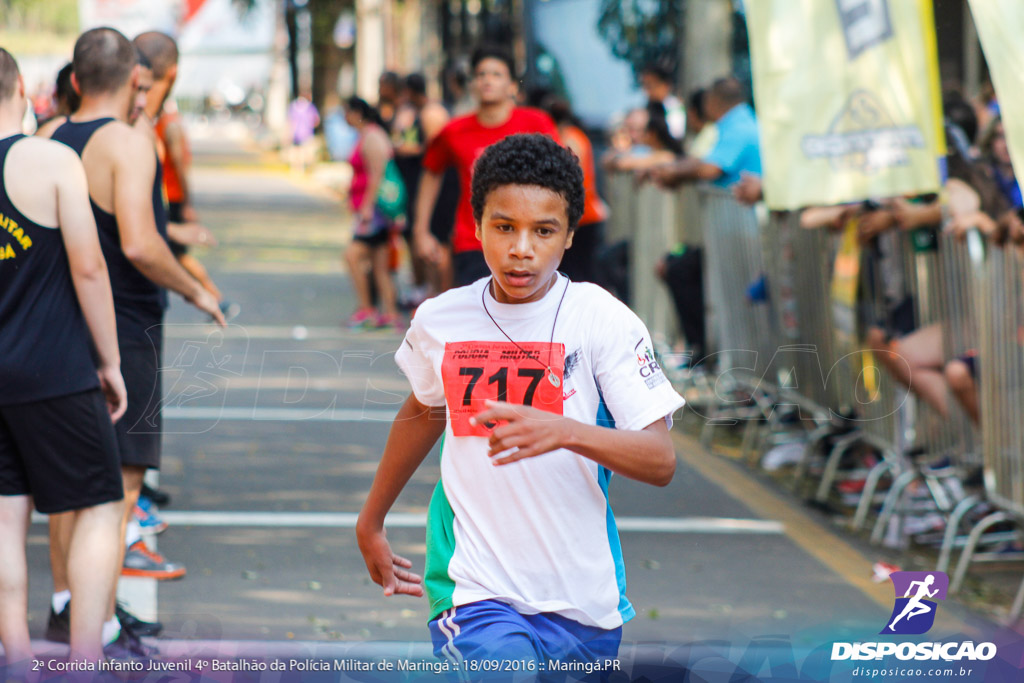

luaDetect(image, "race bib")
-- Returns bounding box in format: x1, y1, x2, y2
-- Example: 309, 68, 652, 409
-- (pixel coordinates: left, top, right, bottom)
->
441, 341, 564, 437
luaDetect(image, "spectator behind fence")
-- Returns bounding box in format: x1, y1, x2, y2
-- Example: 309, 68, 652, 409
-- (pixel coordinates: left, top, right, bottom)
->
597, 105, 682, 304
686, 88, 717, 159
640, 60, 685, 143
980, 116, 1021, 211
800, 101, 1017, 429
641, 77, 762, 368
648, 77, 761, 190
606, 107, 649, 155
941, 112, 1024, 425
860, 100, 1015, 427
603, 104, 681, 172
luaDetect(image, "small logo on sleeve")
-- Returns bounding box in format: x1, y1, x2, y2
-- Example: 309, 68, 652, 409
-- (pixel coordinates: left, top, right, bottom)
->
634, 339, 666, 389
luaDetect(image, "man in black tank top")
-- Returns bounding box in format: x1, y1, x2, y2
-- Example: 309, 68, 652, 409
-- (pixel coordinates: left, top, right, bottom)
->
0, 48, 125, 667
41, 28, 226, 657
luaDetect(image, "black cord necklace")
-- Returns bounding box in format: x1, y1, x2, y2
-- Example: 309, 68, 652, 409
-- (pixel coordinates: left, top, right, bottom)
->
480, 273, 571, 388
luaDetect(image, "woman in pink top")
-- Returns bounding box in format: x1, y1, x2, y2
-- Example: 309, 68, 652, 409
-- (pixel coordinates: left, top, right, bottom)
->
344, 96, 403, 330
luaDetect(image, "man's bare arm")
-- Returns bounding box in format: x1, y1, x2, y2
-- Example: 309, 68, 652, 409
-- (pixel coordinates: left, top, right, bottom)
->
113, 130, 225, 325
653, 156, 723, 188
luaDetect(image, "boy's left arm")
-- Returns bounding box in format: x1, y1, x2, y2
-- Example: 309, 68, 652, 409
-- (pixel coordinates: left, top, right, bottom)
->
471, 401, 676, 486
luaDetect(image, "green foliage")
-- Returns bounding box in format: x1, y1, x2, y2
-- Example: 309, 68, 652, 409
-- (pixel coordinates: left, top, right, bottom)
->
596, 0, 684, 82
1, 0, 79, 34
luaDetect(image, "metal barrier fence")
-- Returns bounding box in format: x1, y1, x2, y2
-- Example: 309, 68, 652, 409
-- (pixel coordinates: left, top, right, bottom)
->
607, 175, 1024, 620
761, 212, 843, 412
953, 244, 1024, 616
698, 187, 775, 382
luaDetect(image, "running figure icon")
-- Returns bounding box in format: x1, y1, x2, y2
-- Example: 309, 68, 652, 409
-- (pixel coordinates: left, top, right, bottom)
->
887, 574, 939, 632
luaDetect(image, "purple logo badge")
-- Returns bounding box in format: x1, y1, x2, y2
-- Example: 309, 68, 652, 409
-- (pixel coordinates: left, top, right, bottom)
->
881, 571, 948, 635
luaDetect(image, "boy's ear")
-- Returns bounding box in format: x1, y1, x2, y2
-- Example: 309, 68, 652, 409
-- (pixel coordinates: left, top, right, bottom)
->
565, 228, 574, 250
475, 222, 483, 242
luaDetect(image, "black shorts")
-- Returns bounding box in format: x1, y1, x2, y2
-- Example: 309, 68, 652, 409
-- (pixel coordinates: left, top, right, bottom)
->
453, 250, 491, 287
167, 202, 188, 256
0, 389, 124, 514
352, 207, 395, 249
116, 341, 163, 470
957, 351, 979, 380
353, 230, 391, 248
878, 295, 916, 342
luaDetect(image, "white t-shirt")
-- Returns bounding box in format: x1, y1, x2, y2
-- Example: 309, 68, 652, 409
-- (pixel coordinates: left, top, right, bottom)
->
395, 275, 685, 629
663, 94, 687, 141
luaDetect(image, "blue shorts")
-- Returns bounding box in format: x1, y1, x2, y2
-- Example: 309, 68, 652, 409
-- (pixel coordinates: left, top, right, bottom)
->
429, 600, 621, 682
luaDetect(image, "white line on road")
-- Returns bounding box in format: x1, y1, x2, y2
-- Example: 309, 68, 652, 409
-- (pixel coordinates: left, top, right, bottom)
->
162, 325, 383, 340
163, 406, 400, 421
32, 511, 783, 534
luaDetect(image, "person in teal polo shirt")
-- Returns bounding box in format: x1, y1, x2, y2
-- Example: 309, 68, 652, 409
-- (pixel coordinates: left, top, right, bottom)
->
648, 77, 761, 189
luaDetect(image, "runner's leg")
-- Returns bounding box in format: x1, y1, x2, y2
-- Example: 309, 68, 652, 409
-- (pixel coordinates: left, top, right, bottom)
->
345, 240, 374, 311
372, 243, 399, 318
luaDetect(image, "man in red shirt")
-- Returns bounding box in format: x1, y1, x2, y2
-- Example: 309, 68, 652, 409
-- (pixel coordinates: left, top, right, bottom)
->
414, 45, 558, 286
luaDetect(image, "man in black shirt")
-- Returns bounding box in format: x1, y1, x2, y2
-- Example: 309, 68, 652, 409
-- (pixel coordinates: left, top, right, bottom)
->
0, 48, 125, 666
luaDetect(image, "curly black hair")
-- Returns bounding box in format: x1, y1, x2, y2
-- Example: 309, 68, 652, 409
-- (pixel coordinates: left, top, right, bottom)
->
471, 134, 585, 230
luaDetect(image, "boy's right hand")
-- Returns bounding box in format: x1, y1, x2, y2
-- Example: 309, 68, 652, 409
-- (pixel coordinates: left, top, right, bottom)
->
356, 526, 424, 597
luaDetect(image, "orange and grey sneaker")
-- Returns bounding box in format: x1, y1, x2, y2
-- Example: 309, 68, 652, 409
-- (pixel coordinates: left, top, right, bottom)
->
122, 540, 186, 580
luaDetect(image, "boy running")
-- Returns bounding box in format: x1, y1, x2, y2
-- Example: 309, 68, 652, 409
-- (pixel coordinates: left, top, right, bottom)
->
357, 134, 684, 668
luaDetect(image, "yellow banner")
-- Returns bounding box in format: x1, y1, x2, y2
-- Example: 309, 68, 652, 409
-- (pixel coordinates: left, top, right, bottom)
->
830, 219, 862, 353
745, 0, 944, 210
967, 0, 1024, 185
